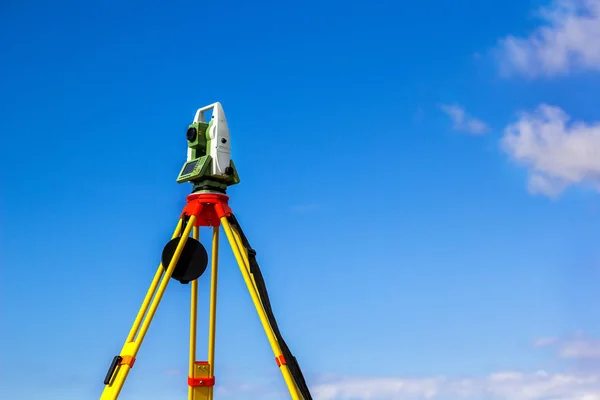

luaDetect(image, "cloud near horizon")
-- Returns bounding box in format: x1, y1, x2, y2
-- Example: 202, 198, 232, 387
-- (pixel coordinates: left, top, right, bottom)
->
308, 333, 600, 400
311, 371, 600, 400
534, 332, 600, 360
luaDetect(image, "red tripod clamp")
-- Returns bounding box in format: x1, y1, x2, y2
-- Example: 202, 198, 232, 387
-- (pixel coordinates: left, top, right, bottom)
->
182, 193, 232, 227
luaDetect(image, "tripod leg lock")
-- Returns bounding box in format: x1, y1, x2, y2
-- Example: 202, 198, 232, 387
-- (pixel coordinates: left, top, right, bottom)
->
275, 354, 287, 367
188, 376, 215, 387
120, 355, 136, 367
103, 355, 136, 385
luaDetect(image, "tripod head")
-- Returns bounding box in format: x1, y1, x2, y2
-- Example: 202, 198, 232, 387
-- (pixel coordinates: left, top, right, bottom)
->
176, 102, 240, 193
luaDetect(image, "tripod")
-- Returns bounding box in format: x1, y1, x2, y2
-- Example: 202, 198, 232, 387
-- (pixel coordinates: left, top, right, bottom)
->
100, 192, 312, 400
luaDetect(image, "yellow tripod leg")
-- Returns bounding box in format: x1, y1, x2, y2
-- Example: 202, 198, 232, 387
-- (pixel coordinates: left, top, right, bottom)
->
207, 227, 219, 399
231, 226, 261, 298
220, 216, 303, 400
101, 216, 197, 400
189, 227, 219, 400
188, 226, 199, 400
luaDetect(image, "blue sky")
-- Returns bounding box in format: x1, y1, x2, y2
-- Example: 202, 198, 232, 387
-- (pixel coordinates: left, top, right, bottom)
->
2, 0, 600, 399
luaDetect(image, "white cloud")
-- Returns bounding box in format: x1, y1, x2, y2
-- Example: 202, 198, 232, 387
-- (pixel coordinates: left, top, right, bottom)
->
500, 104, 600, 197
535, 337, 559, 347
534, 333, 600, 359
440, 104, 489, 134
312, 375, 443, 400
308, 334, 600, 400
561, 338, 600, 359
163, 368, 183, 375
311, 371, 600, 400
495, 0, 600, 77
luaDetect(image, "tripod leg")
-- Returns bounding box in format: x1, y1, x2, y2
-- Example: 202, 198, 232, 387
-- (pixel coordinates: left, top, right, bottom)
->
220, 216, 303, 400
101, 216, 197, 400
188, 226, 200, 400
207, 227, 219, 399
189, 227, 219, 400
129, 219, 184, 343
229, 226, 271, 336
231, 226, 261, 295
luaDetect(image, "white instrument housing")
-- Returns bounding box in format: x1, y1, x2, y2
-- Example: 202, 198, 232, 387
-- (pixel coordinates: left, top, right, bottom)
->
191, 102, 231, 177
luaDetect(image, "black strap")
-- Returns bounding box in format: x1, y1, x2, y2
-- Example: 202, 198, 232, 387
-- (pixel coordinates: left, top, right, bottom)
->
228, 214, 313, 400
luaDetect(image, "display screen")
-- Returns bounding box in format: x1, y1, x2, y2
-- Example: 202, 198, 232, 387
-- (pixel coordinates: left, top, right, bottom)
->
181, 160, 199, 175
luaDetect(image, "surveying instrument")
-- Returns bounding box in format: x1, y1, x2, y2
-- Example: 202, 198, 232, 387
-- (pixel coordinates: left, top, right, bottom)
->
99, 102, 313, 400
